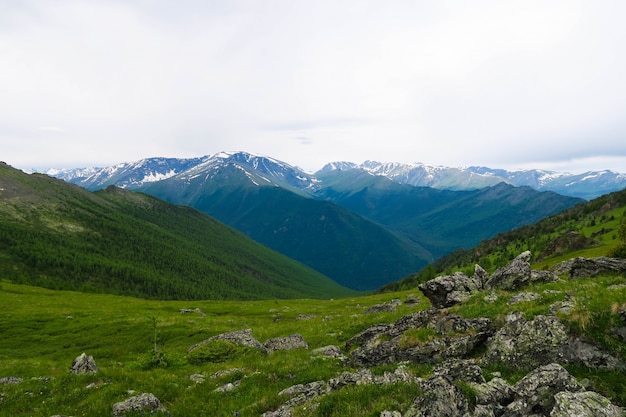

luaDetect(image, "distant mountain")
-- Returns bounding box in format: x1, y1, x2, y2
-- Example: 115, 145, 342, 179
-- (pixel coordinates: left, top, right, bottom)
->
49, 152, 585, 289
319, 161, 626, 200
140, 161, 429, 291
0, 162, 352, 300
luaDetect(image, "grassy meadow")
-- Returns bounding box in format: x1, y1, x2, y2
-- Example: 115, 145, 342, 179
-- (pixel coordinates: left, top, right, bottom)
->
1, 268, 625, 416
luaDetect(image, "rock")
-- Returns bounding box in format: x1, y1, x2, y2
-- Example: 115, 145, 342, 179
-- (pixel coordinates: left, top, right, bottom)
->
214, 380, 241, 393
264, 334, 308, 352
210, 367, 244, 379
348, 311, 492, 367
190, 373, 205, 383
404, 375, 469, 417
509, 363, 582, 415
550, 300, 576, 315
550, 391, 625, 417
485, 251, 532, 290
69, 353, 98, 375
0, 376, 22, 384
366, 299, 402, 314
418, 271, 482, 309
296, 314, 317, 320
552, 256, 626, 279
188, 329, 265, 353
484, 291, 499, 304
111, 393, 166, 417
509, 292, 542, 304
481, 312, 569, 369
328, 368, 375, 390
278, 380, 327, 398
380, 412, 402, 417
561, 338, 623, 370
469, 377, 514, 406
310, 345, 347, 361
433, 359, 486, 384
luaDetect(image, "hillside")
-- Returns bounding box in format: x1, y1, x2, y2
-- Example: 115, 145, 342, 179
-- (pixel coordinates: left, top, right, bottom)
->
0, 163, 353, 300
141, 163, 430, 290
381, 187, 626, 292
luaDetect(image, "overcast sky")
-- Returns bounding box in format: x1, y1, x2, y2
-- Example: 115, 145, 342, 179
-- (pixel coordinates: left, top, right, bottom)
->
2, 0, 626, 173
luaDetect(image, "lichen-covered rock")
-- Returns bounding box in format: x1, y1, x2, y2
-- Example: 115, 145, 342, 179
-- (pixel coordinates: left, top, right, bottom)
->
433, 359, 486, 384
404, 375, 469, 417
419, 270, 483, 309
264, 334, 308, 352
552, 256, 626, 279
561, 338, 623, 370
550, 391, 625, 417
366, 299, 402, 314
310, 345, 347, 361
111, 393, 166, 417
480, 312, 569, 369
469, 377, 514, 406
188, 329, 265, 353
510, 363, 582, 414
485, 251, 532, 290
69, 353, 98, 375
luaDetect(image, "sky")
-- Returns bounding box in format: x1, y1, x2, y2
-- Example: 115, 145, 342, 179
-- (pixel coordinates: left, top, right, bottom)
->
2, 0, 626, 174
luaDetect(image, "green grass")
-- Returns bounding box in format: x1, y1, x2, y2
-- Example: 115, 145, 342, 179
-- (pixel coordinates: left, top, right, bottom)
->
0, 281, 425, 416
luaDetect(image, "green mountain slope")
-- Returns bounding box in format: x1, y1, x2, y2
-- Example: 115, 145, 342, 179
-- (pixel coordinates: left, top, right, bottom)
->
315, 170, 583, 258
142, 165, 431, 290
382, 187, 626, 292
0, 163, 353, 300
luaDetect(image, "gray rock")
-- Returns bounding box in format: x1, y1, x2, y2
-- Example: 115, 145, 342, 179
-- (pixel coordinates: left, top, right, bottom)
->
550, 391, 625, 417
278, 380, 327, 398
433, 359, 486, 384
190, 373, 205, 383
112, 393, 166, 417
509, 292, 542, 304
214, 380, 241, 393
561, 338, 623, 370
188, 328, 265, 352
264, 334, 308, 352
0, 376, 22, 384
69, 353, 98, 375
512, 363, 582, 412
469, 377, 514, 406
404, 375, 469, 417
366, 299, 402, 314
328, 368, 375, 390
210, 367, 244, 379
380, 412, 402, 417
310, 345, 347, 361
552, 256, 626, 279
419, 271, 482, 309
550, 300, 575, 315
485, 251, 532, 290
481, 312, 569, 369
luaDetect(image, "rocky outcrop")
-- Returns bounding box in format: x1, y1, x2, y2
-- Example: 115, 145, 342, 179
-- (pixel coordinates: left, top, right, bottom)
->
69, 353, 98, 375
188, 329, 265, 353
551, 391, 625, 417
347, 310, 492, 366
404, 375, 469, 417
481, 312, 623, 370
366, 299, 402, 314
552, 256, 626, 279
264, 334, 308, 352
112, 393, 166, 417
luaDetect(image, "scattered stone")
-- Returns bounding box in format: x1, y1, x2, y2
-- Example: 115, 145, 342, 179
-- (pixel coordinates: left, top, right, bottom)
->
179, 308, 194, 313
188, 329, 265, 353
69, 353, 98, 375
278, 380, 327, 398
380, 411, 402, 417
551, 390, 625, 417
0, 376, 22, 384
550, 300, 576, 314
405, 295, 421, 305
484, 291, 499, 304
210, 368, 244, 379
607, 283, 626, 290
310, 345, 347, 361
552, 256, 626, 279
296, 314, 317, 320
190, 374, 205, 384
509, 291, 542, 304
111, 393, 166, 417
264, 334, 308, 352
214, 380, 241, 393
366, 299, 402, 314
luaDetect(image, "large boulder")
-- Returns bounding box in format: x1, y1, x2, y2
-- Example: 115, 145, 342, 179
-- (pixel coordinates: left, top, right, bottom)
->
418, 266, 484, 309
552, 256, 626, 279
69, 353, 98, 375
112, 393, 166, 417
485, 251, 533, 290
551, 391, 625, 417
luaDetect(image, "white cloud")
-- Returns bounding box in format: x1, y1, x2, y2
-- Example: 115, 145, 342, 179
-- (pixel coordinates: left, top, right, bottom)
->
1, 0, 626, 173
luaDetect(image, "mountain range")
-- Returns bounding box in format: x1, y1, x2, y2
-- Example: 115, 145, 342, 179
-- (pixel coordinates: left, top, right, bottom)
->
47, 152, 589, 290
